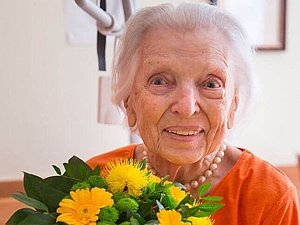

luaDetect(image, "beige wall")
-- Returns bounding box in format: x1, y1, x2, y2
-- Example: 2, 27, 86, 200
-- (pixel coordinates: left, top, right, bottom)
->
232, 0, 300, 165
0, 0, 129, 181
0, 0, 299, 181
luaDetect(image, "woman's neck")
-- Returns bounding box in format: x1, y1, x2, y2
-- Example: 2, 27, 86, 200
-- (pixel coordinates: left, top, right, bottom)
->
135, 144, 218, 183
135, 143, 242, 197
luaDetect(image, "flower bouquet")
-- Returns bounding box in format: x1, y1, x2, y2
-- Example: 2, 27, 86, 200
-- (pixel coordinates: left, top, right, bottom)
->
7, 156, 224, 225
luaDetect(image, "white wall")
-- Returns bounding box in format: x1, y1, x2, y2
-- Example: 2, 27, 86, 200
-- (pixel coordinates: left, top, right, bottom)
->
233, 0, 300, 165
0, 0, 129, 181
0, 0, 299, 181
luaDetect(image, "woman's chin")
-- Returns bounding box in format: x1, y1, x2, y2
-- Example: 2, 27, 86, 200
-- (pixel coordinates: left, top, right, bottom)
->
157, 138, 205, 164
161, 149, 201, 165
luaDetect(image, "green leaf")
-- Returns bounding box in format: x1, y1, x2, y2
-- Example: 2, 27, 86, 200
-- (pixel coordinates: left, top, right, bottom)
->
133, 213, 146, 225
200, 196, 223, 202
17, 213, 56, 225
12, 192, 48, 212
194, 210, 212, 217
23, 172, 43, 200
7, 209, 57, 225
180, 205, 201, 218
23, 172, 78, 213
6, 208, 36, 225
130, 217, 140, 225
136, 199, 156, 218
92, 165, 100, 175
39, 176, 78, 212
161, 193, 176, 209
63, 156, 94, 180
197, 183, 211, 197
52, 165, 62, 175
197, 202, 224, 214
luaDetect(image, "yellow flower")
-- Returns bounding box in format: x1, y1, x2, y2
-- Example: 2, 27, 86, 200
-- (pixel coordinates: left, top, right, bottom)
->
185, 199, 201, 208
157, 209, 189, 225
169, 186, 187, 205
149, 174, 161, 183
187, 216, 214, 225
56, 187, 113, 225
103, 159, 151, 197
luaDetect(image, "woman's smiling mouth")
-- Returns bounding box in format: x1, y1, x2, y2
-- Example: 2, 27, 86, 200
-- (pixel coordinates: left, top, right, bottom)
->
164, 129, 203, 136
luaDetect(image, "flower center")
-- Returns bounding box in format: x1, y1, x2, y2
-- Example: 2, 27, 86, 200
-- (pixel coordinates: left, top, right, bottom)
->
77, 205, 95, 218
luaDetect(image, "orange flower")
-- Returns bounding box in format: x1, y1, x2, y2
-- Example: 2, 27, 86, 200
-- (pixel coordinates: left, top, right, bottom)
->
56, 187, 113, 225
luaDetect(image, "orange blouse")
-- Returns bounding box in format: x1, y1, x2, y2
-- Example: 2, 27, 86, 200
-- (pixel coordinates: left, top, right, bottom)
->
87, 145, 300, 225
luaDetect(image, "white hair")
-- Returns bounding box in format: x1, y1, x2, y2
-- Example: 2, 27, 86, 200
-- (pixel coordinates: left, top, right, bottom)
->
112, 2, 258, 137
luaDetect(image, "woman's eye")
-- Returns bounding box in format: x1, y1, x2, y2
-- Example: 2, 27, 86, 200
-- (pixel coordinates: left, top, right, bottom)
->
146, 74, 174, 94
203, 78, 222, 89
149, 77, 168, 85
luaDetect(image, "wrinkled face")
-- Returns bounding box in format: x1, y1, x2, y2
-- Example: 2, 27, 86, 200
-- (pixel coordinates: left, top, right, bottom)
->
126, 26, 239, 165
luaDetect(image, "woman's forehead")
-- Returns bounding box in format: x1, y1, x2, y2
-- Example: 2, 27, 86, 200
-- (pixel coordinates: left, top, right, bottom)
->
139, 26, 230, 63
138, 26, 230, 72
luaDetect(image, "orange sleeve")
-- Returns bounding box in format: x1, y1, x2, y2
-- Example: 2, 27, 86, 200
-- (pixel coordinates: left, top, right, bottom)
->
261, 185, 299, 225
86, 144, 137, 170
211, 150, 300, 225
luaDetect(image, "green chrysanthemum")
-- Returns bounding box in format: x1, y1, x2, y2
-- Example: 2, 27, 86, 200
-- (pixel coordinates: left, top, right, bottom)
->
99, 206, 119, 222
115, 197, 139, 213
118, 222, 131, 225
70, 181, 91, 192
88, 175, 108, 189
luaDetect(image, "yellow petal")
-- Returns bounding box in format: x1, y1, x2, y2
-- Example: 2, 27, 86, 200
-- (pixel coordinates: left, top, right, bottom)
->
187, 216, 214, 225
157, 210, 188, 225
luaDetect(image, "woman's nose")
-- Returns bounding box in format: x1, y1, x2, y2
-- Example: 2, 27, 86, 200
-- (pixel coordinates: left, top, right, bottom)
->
170, 86, 200, 117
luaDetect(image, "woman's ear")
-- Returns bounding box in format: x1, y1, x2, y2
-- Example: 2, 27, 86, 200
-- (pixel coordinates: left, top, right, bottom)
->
227, 95, 239, 129
125, 96, 137, 127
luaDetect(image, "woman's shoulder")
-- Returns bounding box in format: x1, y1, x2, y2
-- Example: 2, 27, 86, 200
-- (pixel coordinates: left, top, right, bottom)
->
216, 148, 296, 198
241, 149, 293, 183
86, 144, 138, 169
236, 149, 294, 189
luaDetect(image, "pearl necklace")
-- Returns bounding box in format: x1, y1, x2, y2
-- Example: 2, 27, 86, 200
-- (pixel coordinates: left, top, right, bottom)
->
142, 143, 227, 191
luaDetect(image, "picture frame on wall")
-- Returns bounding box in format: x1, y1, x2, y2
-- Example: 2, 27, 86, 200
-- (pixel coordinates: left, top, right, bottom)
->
217, 0, 287, 51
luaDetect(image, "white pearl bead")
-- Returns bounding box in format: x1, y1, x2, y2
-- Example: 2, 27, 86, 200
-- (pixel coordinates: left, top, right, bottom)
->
142, 150, 147, 156
220, 143, 227, 151
204, 170, 213, 177
217, 150, 225, 158
209, 163, 218, 171
184, 183, 191, 191
214, 157, 221, 163
190, 180, 199, 188
198, 176, 206, 183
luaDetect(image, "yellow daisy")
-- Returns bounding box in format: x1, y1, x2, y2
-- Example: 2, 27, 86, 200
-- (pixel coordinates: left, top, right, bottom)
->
169, 186, 188, 205
56, 187, 113, 225
157, 209, 189, 225
187, 216, 214, 225
103, 159, 151, 197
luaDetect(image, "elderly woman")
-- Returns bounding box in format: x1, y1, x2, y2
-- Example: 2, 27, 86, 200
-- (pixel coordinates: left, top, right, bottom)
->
88, 2, 299, 224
